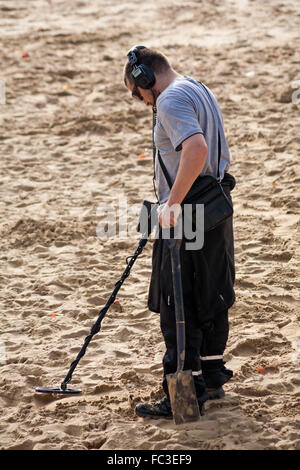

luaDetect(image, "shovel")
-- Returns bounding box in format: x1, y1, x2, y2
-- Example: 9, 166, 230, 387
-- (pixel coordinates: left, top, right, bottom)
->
166, 235, 201, 425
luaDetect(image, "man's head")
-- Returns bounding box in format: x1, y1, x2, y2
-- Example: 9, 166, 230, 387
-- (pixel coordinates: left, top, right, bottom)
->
124, 46, 173, 107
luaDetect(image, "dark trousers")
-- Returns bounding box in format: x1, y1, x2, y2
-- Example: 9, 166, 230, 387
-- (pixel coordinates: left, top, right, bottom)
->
159, 239, 231, 401
148, 175, 236, 402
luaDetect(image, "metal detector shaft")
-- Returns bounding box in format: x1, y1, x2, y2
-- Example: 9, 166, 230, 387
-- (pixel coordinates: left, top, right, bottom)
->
60, 235, 148, 391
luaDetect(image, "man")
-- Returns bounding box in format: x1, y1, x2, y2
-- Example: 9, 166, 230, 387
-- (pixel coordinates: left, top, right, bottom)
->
124, 46, 236, 419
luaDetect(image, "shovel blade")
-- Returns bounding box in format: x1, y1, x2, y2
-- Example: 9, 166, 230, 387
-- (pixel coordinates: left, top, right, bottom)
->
166, 369, 200, 425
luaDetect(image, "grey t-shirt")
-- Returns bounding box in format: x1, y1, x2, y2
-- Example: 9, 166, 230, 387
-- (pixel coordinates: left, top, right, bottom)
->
154, 76, 231, 203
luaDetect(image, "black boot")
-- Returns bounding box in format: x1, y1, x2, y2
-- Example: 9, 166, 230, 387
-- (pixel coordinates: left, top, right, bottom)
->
135, 396, 173, 419
202, 360, 233, 399
135, 394, 207, 419
206, 386, 225, 400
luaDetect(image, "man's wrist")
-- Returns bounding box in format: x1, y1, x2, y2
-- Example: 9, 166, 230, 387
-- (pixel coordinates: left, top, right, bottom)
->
167, 193, 183, 207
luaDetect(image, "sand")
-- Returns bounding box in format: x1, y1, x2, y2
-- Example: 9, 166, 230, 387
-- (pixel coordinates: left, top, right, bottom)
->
0, 0, 299, 451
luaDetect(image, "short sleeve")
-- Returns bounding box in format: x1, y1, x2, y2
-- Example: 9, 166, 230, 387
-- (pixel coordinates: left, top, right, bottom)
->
158, 91, 204, 151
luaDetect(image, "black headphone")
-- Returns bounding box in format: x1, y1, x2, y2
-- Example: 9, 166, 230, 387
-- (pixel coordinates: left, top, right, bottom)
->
127, 45, 156, 89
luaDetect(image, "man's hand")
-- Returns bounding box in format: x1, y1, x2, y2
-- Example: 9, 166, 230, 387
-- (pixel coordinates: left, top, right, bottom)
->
157, 202, 182, 228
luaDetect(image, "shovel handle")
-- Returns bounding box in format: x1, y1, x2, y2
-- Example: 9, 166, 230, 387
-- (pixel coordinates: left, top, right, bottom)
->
167, 238, 186, 372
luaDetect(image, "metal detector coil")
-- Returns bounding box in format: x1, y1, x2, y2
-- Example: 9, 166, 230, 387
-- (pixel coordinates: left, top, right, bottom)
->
35, 387, 82, 395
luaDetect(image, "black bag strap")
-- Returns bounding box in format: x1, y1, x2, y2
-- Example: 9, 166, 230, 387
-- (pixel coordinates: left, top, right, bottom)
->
152, 107, 159, 201
152, 106, 157, 172
157, 150, 173, 190
198, 81, 222, 180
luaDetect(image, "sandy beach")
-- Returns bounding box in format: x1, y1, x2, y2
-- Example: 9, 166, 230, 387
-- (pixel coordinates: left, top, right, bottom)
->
0, 0, 299, 450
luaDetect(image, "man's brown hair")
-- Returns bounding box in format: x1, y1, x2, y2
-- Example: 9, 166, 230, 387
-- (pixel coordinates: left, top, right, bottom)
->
124, 47, 171, 86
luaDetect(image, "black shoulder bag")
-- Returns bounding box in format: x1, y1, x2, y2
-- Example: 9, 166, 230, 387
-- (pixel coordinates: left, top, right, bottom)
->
156, 82, 234, 232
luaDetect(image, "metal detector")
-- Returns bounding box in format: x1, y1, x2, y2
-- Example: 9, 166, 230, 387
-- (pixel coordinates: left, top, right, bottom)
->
35, 200, 157, 395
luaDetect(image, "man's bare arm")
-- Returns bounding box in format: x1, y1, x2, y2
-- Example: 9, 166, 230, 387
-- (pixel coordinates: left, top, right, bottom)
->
158, 133, 208, 227
168, 133, 207, 206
